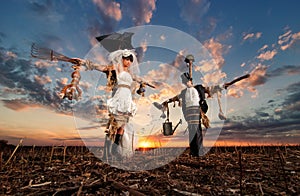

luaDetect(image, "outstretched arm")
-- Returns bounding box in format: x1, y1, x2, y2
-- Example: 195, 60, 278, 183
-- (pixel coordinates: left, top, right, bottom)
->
223, 74, 250, 89
131, 75, 156, 97
76, 58, 114, 72
31, 43, 114, 72
31, 43, 119, 100
132, 75, 156, 89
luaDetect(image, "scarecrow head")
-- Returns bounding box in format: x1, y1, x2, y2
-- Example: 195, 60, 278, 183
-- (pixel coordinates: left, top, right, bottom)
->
184, 54, 195, 64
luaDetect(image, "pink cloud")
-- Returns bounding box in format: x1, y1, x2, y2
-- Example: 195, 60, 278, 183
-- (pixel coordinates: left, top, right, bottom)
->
201, 69, 226, 86
127, 0, 157, 25
257, 49, 277, 61
258, 44, 268, 52
92, 0, 122, 21
5, 51, 17, 58
242, 32, 262, 41
243, 64, 268, 87
203, 38, 228, 69
278, 30, 300, 51
197, 59, 219, 73
58, 77, 68, 85
34, 75, 52, 85
227, 88, 244, 98
34, 60, 56, 68
2, 87, 27, 96
222, 64, 268, 99
2, 100, 41, 111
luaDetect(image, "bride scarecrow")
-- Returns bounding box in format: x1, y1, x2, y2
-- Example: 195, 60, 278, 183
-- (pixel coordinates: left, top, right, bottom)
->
102, 49, 140, 159
31, 44, 148, 160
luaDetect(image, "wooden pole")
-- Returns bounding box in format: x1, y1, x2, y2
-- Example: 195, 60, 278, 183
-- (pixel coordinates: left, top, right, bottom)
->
188, 61, 192, 81
63, 146, 67, 163
5, 138, 23, 166
49, 145, 54, 163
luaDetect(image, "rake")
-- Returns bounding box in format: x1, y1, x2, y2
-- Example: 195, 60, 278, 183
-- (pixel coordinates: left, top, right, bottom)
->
31, 43, 80, 64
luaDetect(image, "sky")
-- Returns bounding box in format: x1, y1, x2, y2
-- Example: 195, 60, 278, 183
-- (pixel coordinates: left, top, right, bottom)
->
0, 0, 300, 147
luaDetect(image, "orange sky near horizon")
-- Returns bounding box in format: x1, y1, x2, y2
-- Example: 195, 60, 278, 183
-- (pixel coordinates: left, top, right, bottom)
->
3, 132, 298, 148
1, 101, 299, 148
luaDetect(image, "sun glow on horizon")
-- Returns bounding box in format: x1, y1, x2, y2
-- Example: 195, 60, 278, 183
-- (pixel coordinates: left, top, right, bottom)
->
138, 140, 153, 148
137, 137, 164, 148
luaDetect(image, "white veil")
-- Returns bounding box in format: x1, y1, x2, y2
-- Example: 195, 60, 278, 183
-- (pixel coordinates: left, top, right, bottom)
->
108, 49, 140, 77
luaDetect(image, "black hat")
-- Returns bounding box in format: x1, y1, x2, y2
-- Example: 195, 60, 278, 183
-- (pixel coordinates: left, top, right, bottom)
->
184, 54, 195, 63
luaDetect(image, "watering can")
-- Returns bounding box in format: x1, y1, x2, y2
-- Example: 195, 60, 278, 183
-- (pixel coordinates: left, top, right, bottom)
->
162, 119, 182, 136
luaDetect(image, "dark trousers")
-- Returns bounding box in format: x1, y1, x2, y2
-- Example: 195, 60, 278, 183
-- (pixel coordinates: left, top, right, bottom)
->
185, 106, 203, 156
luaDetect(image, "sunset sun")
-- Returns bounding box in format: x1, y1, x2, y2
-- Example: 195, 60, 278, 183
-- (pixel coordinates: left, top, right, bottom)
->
138, 140, 153, 148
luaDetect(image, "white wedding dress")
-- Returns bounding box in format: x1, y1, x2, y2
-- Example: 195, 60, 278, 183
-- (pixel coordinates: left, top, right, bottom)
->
107, 71, 137, 115
107, 71, 138, 158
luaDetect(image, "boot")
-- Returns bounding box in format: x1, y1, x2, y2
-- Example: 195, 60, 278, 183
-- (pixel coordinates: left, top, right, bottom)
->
112, 134, 123, 156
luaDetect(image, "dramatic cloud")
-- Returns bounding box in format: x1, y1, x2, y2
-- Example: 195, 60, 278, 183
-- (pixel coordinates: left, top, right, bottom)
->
227, 65, 300, 99
221, 80, 300, 144
201, 69, 226, 86
0, 42, 188, 124
88, 0, 157, 45
280, 82, 300, 106
223, 64, 268, 99
196, 59, 218, 73
257, 49, 278, 61
267, 65, 300, 77
227, 88, 245, 98
220, 65, 300, 143
125, 0, 157, 25
203, 38, 227, 69
253, 30, 300, 63
0, 47, 74, 114
92, 0, 122, 21
248, 64, 268, 86
88, 0, 122, 45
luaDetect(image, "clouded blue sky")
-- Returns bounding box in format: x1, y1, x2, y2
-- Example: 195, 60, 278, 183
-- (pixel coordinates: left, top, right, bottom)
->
0, 0, 300, 146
